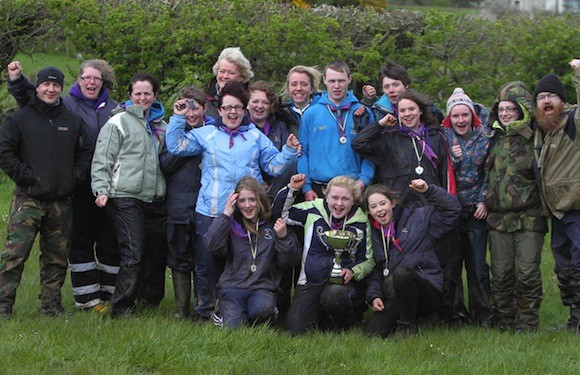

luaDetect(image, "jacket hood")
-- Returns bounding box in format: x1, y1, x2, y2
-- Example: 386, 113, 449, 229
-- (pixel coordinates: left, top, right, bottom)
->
117, 100, 166, 123
490, 81, 533, 122
373, 94, 395, 114
441, 107, 483, 129
318, 90, 359, 107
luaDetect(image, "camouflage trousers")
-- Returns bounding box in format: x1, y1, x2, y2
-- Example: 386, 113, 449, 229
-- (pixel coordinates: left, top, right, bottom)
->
488, 229, 545, 330
0, 188, 72, 310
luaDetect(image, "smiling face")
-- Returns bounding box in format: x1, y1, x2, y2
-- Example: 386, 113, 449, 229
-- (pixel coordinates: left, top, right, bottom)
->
184, 99, 205, 128
398, 98, 422, 130
216, 60, 243, 90
219, 94, 245, 129
248, 90, 271, 127
130, 80, 155, 115
497, 100, 520, 126
449, 104, 473, 138
367, 193, 396, 226
326, 186, 355, 220
237, 188, 259, 222
323, 68, 351, 105
288, 72, 313, 109
36, 81, 62, 105
78, 66, 104, 100
382, 76, 407, 106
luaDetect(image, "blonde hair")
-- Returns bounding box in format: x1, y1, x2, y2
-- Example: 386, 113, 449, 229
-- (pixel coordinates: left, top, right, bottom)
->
212, 47, 254, 83
324, 175, 362, 206
283, 65, 321, 97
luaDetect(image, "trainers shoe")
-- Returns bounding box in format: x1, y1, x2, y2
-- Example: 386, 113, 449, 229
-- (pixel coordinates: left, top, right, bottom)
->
40, 305, 64, 316
93, 302, 110, 317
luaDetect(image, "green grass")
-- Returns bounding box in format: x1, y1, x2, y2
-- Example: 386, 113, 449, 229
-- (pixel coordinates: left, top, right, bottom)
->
0, 180, 578, 374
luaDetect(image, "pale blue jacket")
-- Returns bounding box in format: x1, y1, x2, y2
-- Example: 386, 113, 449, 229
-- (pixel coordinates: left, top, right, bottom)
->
165, 114, 298, 217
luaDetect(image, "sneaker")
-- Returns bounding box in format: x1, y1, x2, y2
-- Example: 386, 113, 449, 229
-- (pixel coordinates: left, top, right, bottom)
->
93, 302, 110, 317
40, 305, 64, 316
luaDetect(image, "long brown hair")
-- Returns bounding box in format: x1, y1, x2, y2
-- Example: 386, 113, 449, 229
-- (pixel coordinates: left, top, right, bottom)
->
234, 176, 271, 235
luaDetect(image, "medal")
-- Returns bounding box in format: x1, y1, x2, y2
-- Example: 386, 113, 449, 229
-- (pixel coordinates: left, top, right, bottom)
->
415, 166, 424, 175
247, 222, 259, 274
339, 136, 347, 144
383, 267, 390, 277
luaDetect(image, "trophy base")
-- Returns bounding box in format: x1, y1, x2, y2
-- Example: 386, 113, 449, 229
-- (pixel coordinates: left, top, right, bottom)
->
328, 276, 344, 285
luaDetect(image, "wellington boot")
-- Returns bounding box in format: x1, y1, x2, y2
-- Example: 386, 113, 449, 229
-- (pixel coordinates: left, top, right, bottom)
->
172, 270, 192, 319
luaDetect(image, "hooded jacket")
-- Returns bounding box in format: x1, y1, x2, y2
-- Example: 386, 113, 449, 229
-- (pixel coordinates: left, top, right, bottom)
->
297, 91, 375, 192
366, 185, 461, 303
160, 115, 215, 224
533, 67, 580, 219
91, 102, 167, 203
165, 114, 298, 217
275, 185, 375, 286
0, 96, 92, 201
442, 107, 491, 207
205, 213, 301, 292
485, 81, 547, 233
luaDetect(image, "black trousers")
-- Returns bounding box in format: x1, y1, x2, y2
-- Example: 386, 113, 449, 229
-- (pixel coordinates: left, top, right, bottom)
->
107, 198, 166, 316
366, 267, 440, 338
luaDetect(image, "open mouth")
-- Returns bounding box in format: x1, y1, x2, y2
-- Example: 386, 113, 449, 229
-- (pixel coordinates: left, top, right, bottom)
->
543, 104, 555, 114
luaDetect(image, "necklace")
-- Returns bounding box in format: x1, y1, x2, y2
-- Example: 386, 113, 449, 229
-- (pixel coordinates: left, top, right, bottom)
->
411, 136, 426, 175
381, 224, 392, 276
247, 221, 259, 273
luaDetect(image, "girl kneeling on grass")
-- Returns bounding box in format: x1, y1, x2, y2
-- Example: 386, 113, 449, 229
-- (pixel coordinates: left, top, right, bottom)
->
277, 174, 375, 334
205, 176, 301, 328
364, 179, 461, 339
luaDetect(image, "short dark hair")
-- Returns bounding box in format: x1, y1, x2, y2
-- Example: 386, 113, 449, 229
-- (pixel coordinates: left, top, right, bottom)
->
178, 85, 206, 106
324, 61, 351, 76
217, 81, 249, 108
128, 73, 160, 95
379, 61, 411, 87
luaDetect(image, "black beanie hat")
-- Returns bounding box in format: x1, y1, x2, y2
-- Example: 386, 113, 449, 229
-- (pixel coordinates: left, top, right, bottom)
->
534, 74, 566, 102
36, 67, 65, 88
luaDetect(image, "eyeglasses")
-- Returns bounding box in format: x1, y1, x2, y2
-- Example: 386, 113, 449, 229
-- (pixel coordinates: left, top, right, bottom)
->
498, 106, 518, 114
536, 93, 559, 101
80, 76, 103, 83
221, 105, 245, 112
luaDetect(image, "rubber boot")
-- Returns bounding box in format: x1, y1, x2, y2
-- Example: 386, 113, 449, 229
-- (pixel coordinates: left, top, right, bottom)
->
392, 319, 418, 340
172, 270, 191, 319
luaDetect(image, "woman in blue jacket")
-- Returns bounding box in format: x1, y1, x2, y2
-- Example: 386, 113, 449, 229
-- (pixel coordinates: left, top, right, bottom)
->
364, 179, 461, 338
165, 81, 300, 320
205, 176, 300, 328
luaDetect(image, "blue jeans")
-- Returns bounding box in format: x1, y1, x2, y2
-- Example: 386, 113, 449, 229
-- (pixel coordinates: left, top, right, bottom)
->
551, 211, 580, 320
193, 213, 219, 318
219, 288, 277, 328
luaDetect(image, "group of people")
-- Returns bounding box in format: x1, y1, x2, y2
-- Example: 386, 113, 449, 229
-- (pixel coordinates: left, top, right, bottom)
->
0, 47, 577, 338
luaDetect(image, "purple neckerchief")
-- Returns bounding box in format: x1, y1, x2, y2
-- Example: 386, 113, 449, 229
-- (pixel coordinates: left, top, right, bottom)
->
371, 219, 403, 253
254, 118, 271, 136
326, 103, 351, 138
69, 83, 109, 111
231, 218, 267, 239
399, 123, 439, 170
215, 116, 251, 148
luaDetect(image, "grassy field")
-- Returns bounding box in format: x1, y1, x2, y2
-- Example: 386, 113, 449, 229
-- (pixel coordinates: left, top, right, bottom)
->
0, 177, 578, 374
1, 46, 578, 374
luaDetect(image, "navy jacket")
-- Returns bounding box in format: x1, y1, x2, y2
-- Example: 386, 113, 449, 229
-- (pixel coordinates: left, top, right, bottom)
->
366, 185, 461, 303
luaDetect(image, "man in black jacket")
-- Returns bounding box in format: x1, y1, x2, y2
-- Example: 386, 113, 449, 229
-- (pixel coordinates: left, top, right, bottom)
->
0, 66, 92, 318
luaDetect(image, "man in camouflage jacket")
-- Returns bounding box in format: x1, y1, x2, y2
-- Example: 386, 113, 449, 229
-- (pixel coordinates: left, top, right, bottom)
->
533, 59, 580, 334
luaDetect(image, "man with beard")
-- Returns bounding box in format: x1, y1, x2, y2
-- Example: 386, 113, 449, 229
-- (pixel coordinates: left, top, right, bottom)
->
533, 59, 580, 334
